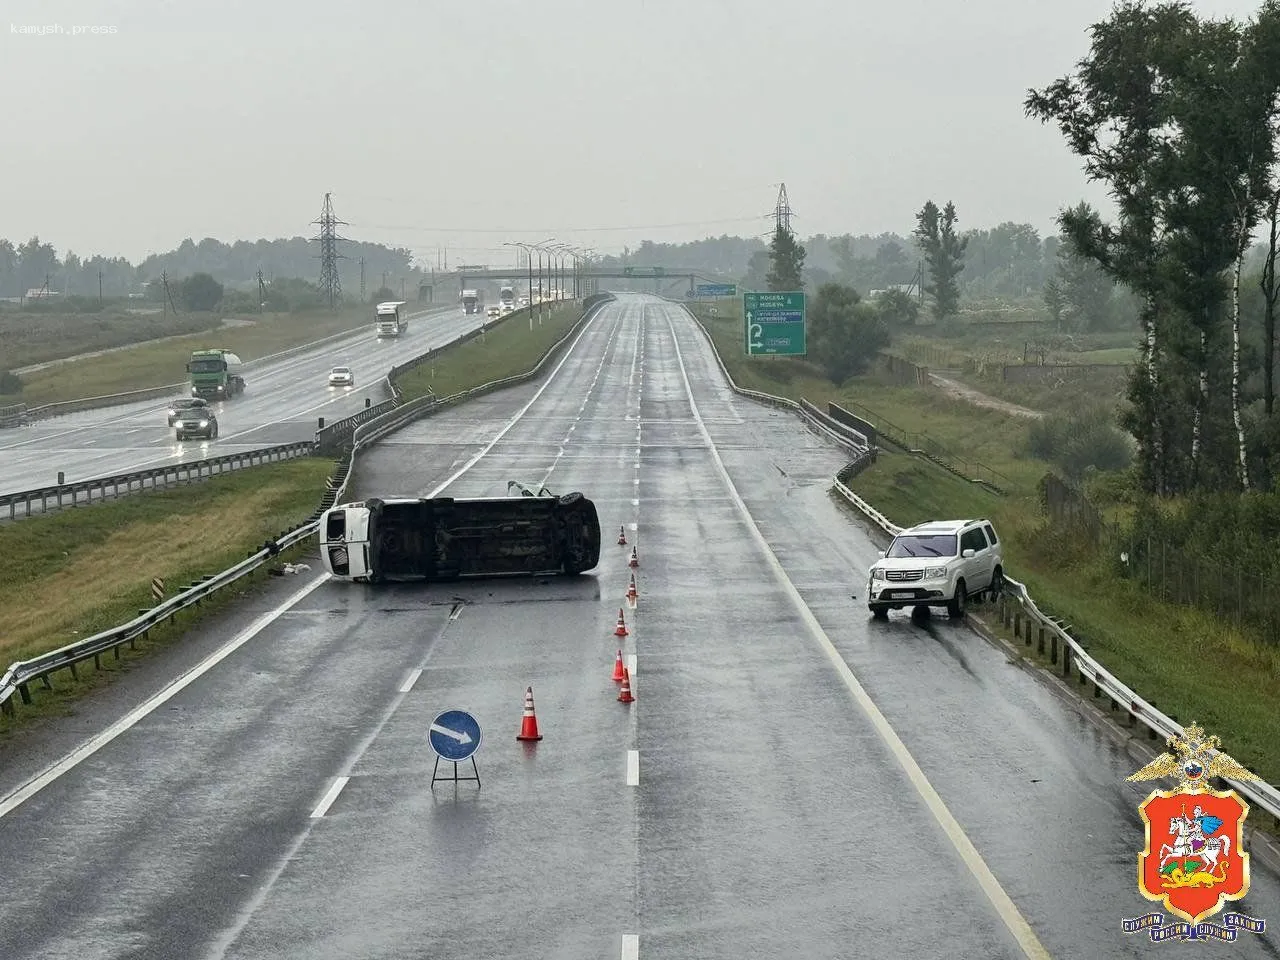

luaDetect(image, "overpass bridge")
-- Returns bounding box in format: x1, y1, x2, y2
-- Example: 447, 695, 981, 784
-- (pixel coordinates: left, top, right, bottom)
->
417, 266, 728, 302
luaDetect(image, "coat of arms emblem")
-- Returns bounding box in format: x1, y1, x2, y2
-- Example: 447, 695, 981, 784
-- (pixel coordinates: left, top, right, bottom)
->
1122, 723, 1269, 943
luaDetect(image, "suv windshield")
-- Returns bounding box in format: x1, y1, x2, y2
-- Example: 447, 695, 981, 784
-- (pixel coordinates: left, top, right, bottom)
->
173, 399, 204, 409
886, 533, 958, 558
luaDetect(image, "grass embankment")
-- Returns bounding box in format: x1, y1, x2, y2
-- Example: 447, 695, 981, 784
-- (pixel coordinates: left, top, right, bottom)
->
396, 304, 581, 400
4, 305, 375, 407
0, 458, 335, 732
2, 306, 217, 370
690, 305, 1280, 788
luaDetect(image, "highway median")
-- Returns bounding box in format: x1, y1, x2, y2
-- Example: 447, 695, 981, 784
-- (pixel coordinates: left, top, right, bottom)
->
394, 303, 581, 401
686, 302, 1280, 791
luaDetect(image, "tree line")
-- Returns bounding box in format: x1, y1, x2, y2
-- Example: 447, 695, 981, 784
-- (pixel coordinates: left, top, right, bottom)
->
1027, 0, 1280, 495
0, 235, 424, 304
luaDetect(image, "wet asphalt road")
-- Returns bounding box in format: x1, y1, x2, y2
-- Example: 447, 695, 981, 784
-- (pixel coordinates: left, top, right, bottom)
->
0, 304, 479, 496
0, 294, 1277, 959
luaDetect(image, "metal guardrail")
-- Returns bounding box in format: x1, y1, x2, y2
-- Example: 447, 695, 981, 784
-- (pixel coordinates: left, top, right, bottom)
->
0, 441, 317, 521
14, 304, 457, 424
0, 521, 317, 717
0, 295, 615, 717
0, 403, 25, 429
682, 299, 1280, 830
831, 474, 1280, 829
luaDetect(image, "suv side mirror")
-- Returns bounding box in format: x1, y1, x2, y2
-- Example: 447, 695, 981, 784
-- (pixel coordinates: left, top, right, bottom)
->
877, 550, 885, 559
962, 548, 975, 559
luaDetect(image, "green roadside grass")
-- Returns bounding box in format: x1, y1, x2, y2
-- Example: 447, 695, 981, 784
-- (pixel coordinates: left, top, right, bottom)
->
395, 304, 581, 400
0, 458, 337, 735
4, 305, 376, 407
686, 304, 1280, 789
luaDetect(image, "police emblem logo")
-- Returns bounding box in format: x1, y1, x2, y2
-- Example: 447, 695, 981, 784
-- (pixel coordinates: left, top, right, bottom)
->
1122, 723, 1269, 943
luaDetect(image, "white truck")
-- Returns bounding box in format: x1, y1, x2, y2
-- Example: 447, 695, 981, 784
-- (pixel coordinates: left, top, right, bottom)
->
461, 289, 482, 315
499, 285, 515, 314
375, 301, 408, 338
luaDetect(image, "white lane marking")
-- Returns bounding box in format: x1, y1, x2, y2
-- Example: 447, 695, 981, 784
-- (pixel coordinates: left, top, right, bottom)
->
425, 308, 604, 497
627, 654, 637, 676
663, 309, 1051, 960
0, 575, 329, 820
621, 934, 639, 960
629, 522, 637, 531
631, 498, 639, 506
399, 668, 423, 693
626, 750, 640, 787
1, 307, 472, 462
309, 776, 349, 818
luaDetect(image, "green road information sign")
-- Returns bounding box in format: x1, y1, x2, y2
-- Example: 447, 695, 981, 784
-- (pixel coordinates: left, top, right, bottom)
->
744, 291, 806, 356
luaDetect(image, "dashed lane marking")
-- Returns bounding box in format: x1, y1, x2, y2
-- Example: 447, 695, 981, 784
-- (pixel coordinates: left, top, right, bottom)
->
626, 750, 640, 787
664, 307, 1052, 960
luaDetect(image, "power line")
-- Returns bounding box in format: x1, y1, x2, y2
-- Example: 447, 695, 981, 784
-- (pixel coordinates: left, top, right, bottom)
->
341, 215, 771, 235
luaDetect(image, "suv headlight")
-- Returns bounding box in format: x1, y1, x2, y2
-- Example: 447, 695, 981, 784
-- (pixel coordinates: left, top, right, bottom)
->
925, 564, 948, 579
870, 568, 885, 581
198, 420, 209, 427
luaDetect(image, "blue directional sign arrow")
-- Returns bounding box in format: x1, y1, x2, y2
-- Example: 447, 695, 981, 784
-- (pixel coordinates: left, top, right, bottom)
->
428, 709, 482, 762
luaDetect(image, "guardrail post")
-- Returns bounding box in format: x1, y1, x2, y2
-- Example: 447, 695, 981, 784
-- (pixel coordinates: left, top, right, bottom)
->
1037, 626, 1045, 655
1061, 642, 1072, 678
17, 683, 31, 706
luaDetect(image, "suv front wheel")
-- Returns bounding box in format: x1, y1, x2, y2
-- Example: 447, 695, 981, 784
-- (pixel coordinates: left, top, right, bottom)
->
947, 578, 967, 619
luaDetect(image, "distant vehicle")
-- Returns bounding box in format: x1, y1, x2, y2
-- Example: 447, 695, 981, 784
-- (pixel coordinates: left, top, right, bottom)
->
328, 366, 355, 387
865, 518, 1004, 620
318, 482, 602, 583
167, 396, 210, 427
375, 300, 408, 338
187, 349, 245, 399
174, 407, 218, 441
499, 285, 515, 312
486, 305, 501, 319
461, 289, 482, 315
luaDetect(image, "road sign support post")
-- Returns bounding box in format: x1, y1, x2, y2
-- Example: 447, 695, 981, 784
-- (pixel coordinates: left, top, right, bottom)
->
431, 755, 481, 787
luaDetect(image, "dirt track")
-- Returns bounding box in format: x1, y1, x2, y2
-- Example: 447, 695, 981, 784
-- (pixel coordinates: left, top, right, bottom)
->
928, 373, 1043, 419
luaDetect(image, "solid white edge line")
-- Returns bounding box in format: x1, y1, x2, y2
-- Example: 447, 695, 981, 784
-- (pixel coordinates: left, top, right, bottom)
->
0, 575, 330, 820
0, 303, 619, 822
399, 668, 423, 693
621, 933, 639, 959
663, 308, 1052, 960
309, 775, 350, 819
627, 654, 637, 676
424, 305, 604, 498
626, 750, 639, 787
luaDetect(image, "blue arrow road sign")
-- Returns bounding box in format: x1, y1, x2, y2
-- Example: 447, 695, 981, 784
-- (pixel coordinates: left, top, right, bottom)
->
428, 709, 482, 762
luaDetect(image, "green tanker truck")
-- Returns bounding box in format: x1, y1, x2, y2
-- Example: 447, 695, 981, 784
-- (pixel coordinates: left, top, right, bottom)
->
187, 348, 245, 399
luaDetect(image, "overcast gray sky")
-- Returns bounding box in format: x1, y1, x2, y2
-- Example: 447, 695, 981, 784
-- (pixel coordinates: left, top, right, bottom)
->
1, 0, 1266, 266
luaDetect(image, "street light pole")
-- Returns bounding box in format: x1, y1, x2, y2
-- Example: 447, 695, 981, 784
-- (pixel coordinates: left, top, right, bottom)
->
504, 241, 536, 331
533, 238, 556, 325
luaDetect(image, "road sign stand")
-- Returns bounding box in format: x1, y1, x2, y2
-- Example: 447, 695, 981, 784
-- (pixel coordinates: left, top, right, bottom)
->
431, 755, 481, 788
427, 708, 482, 789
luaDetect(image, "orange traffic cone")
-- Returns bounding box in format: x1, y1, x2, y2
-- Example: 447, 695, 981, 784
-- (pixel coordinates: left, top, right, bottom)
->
516, 686, 543, 741
628, 546, 639, 568
617, 525, 627, 545
611, 649, 626, 682
614, 608, 629, 637
626, 573, 638, 602
617, 667, 635, 703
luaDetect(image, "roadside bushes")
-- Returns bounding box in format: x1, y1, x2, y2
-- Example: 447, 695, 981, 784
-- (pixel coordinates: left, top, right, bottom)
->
1027, 407, 1133, 479
0, 370, 23, 395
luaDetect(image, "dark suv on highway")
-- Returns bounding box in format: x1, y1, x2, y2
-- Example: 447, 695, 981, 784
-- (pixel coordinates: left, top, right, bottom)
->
174, 407, 218, 441
167, 397, 210, 426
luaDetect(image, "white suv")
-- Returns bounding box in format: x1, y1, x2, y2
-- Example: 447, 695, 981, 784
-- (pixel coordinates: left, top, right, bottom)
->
866, 519, 1004, 620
